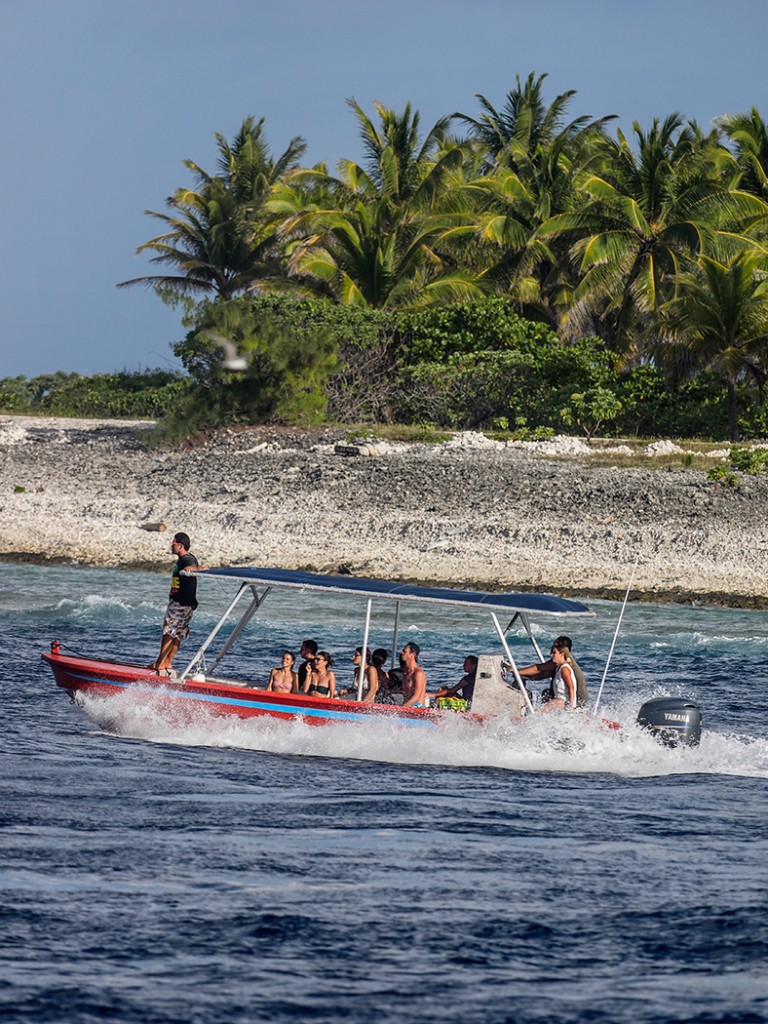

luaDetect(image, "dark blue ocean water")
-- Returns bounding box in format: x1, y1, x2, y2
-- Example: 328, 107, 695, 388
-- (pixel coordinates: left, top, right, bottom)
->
2, 564, 767, 1024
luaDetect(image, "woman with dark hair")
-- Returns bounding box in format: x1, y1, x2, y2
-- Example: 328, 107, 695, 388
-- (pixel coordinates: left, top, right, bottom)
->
307, 651, 336, 699
350, 646, 372, 698
267, 651, 299, 693
361, 647, 389, 704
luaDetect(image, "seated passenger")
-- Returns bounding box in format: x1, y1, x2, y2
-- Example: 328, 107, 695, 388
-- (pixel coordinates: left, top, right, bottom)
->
307, 651, 336, 699
540, 641, 577, 712
335, 647, 370, 698
518, 634, 588, 707
267, 651, 299, 694
298, 639, 319, 692
431, 655, 478, 705
362, 647, 389, 705
345, 646, 372, 700
375, 653, 401, 705
401, 642, 428, 708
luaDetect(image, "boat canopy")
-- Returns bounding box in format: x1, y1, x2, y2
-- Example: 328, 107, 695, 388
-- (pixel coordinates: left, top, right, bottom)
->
195, 567, 591, 617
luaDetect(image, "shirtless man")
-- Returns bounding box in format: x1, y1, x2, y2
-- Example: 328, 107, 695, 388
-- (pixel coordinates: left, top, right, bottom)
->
401, 642, 428, 707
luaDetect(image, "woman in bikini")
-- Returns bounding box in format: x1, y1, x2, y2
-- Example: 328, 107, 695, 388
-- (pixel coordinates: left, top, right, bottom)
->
267, 651, 299, 693
306, 651, 336, 699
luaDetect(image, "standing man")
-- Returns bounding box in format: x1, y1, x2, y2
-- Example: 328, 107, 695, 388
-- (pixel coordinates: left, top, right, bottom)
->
153, 532, 199, 675
401, 642, 428, 708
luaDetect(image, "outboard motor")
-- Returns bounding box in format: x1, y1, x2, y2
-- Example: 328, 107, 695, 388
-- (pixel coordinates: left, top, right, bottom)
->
637, 697, 702, 748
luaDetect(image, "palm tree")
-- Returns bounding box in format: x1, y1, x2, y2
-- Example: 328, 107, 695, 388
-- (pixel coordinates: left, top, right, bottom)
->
345, 97, 452, 205
270, 101, 484, 307
445, 74, 614, 322
442, 126, 612, 323
454, 71, 616, 172
541, 115, 768, 349
119, 118, 306, 301
202, 115, 306, 212
717, 107, 768, 200
660, 249, 768, 439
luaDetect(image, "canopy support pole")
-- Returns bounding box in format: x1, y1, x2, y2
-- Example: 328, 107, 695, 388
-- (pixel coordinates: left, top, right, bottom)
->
210, 585, 271, 672
503, 610, 546, 670
390, 600, 401, 673
593, 557, 638, 715
179, 584, 270, 680
356, 598, 373, 702
490, 611, 535, 714
519, 611, 546, 662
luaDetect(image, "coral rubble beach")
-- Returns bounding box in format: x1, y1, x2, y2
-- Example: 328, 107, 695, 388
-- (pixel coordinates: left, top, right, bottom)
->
1, 415, 766, 608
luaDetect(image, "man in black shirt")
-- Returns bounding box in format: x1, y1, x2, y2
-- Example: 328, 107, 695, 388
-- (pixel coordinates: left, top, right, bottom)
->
297, 639, 318, 692
153, 532, 199, 675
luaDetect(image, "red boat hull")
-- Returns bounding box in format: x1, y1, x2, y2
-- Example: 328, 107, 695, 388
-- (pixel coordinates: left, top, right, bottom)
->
42, 648, 622, 736
41, 649, 439, 728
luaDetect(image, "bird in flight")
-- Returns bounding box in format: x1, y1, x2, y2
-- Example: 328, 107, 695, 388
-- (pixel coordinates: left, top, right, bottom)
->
202, 330, 248, 371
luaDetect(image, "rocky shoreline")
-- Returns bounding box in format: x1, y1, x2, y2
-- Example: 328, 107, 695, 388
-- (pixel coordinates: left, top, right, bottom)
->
1, 415, 766, 608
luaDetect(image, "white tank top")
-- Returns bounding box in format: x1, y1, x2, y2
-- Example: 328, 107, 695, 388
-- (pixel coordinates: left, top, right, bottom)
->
552, 664, 575, 706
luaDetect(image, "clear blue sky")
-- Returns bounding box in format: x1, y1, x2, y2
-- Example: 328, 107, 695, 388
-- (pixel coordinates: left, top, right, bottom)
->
2, 0, 767, 379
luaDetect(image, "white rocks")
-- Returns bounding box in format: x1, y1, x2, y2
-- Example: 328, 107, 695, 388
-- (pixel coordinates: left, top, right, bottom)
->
441, 431, 505, 451
513, 434, 594, 457
1, 416, 767, 603
0, 419, 36, 445
334, 440, 403, 457
240, 442, 275, 454
645, 440, 684, 456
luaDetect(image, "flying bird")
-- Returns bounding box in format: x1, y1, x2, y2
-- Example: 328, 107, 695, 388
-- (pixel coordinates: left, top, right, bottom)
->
202, 330, 248, 371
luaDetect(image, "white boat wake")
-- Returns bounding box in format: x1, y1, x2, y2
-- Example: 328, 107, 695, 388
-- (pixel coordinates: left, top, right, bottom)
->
77, 690, 768, 780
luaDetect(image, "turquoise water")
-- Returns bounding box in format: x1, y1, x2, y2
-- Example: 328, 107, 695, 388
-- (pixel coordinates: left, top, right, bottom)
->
2, 563, 767, 1022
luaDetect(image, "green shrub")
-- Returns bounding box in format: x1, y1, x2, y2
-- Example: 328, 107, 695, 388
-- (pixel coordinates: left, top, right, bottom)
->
392, 298, 558, 363
728, 446, 768, 474
707, 465, 739, 486
0, 370, 184, 419
560, 387, 623, 440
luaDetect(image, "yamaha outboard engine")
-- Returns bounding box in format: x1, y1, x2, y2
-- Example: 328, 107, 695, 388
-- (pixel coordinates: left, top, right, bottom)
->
637, 697, 702, 747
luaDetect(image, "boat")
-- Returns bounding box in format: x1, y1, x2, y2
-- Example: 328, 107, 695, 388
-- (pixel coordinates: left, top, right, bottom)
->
41, 567, 702, 743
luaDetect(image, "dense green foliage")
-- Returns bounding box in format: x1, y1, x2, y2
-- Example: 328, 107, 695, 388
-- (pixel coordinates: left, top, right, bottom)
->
7, 295, 768, 442
11, 75, 768, 443
165, 296, 768, 439
0, 370, 184, 418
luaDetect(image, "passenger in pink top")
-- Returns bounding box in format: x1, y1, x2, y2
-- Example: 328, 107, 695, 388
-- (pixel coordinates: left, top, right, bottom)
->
267, 651, 299, 693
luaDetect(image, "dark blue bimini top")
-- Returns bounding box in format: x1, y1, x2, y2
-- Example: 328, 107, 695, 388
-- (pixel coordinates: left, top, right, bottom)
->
196, 567, 591, 617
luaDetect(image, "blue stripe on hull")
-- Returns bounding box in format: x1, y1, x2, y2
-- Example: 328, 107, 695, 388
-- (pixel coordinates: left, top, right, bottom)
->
65, 671, 435, 728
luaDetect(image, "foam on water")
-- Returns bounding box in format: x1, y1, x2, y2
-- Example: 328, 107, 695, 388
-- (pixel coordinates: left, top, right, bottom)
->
75, 689, 768, 781
53, 593, 160, 621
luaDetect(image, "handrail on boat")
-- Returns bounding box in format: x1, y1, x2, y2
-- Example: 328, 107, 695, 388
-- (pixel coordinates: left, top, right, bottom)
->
179, 567, 592, 709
